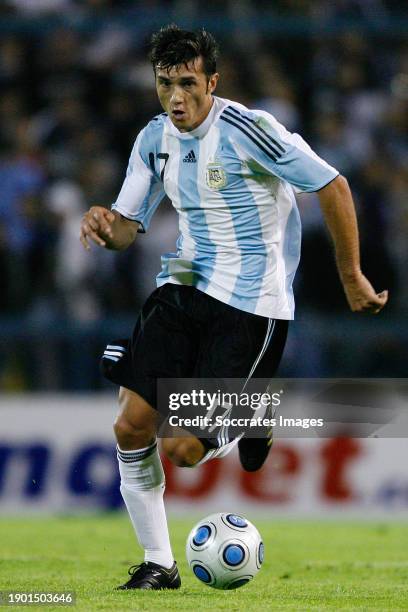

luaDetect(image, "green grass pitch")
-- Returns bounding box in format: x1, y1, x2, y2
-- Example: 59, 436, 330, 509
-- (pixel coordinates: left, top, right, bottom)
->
1, 515, 408, 610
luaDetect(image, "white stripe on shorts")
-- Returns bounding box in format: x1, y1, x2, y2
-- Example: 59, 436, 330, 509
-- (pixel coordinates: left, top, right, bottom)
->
242, 318, 275, 391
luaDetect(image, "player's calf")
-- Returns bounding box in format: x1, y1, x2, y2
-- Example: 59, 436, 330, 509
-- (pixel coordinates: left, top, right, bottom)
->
114, 387, 159, 450
113, 413, 155, 450
162, 437, 206, 467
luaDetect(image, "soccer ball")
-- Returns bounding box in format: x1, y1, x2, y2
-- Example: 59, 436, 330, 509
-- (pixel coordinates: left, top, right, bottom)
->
186, 512, 264, 589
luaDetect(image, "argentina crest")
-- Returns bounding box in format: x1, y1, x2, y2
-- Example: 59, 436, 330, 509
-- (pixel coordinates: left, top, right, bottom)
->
206, 161, 228, 190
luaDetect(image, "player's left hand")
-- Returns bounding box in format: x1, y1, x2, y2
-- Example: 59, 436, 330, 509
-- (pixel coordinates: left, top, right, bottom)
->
341, 271, 388, 314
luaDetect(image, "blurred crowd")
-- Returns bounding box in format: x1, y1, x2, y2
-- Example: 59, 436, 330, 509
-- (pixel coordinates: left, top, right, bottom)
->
0, 3, 407, 387
1, 0, 407, 18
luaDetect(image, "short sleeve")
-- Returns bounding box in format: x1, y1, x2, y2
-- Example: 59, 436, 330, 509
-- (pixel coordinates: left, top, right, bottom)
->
221, 106, 339, 193
111, 129, 165, 232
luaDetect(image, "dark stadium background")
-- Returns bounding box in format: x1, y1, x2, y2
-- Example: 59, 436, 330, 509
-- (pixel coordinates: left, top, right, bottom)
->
0, 0, 407, 392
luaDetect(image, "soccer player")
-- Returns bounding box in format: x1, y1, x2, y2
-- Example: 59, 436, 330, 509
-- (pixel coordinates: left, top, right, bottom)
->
79, 25, 388, 590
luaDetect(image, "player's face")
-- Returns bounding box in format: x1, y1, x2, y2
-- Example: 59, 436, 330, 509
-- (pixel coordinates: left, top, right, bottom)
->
155, 57, 218, 132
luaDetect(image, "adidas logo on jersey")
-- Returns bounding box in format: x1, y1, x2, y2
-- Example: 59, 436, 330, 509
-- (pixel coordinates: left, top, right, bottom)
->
183, 150, 196, 163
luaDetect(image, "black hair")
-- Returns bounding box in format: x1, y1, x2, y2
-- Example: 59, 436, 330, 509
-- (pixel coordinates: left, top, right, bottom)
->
149, 24, 218, 77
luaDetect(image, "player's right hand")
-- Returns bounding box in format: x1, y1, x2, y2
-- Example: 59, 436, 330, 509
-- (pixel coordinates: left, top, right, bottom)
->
80, 206, 115, 250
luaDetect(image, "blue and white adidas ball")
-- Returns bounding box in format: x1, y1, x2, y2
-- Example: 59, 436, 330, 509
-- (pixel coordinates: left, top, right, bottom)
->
186, 512, 264, 590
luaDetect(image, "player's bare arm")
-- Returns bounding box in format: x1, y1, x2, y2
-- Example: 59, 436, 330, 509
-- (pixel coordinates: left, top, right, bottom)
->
317, 175, 388, 314
80, 206, 139, 251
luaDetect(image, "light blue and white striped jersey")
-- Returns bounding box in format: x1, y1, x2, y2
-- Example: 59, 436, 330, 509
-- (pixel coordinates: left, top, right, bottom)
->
112, 96, 338, 319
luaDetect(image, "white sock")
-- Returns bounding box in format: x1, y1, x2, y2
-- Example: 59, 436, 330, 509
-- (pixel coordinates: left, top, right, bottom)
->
117, 442, 174, 569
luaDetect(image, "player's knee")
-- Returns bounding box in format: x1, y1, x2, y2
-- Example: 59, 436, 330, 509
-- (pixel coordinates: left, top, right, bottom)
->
163, 438, 205, 467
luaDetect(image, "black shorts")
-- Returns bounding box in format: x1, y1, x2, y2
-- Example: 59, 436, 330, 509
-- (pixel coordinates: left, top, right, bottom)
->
101, 284, 288, 444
